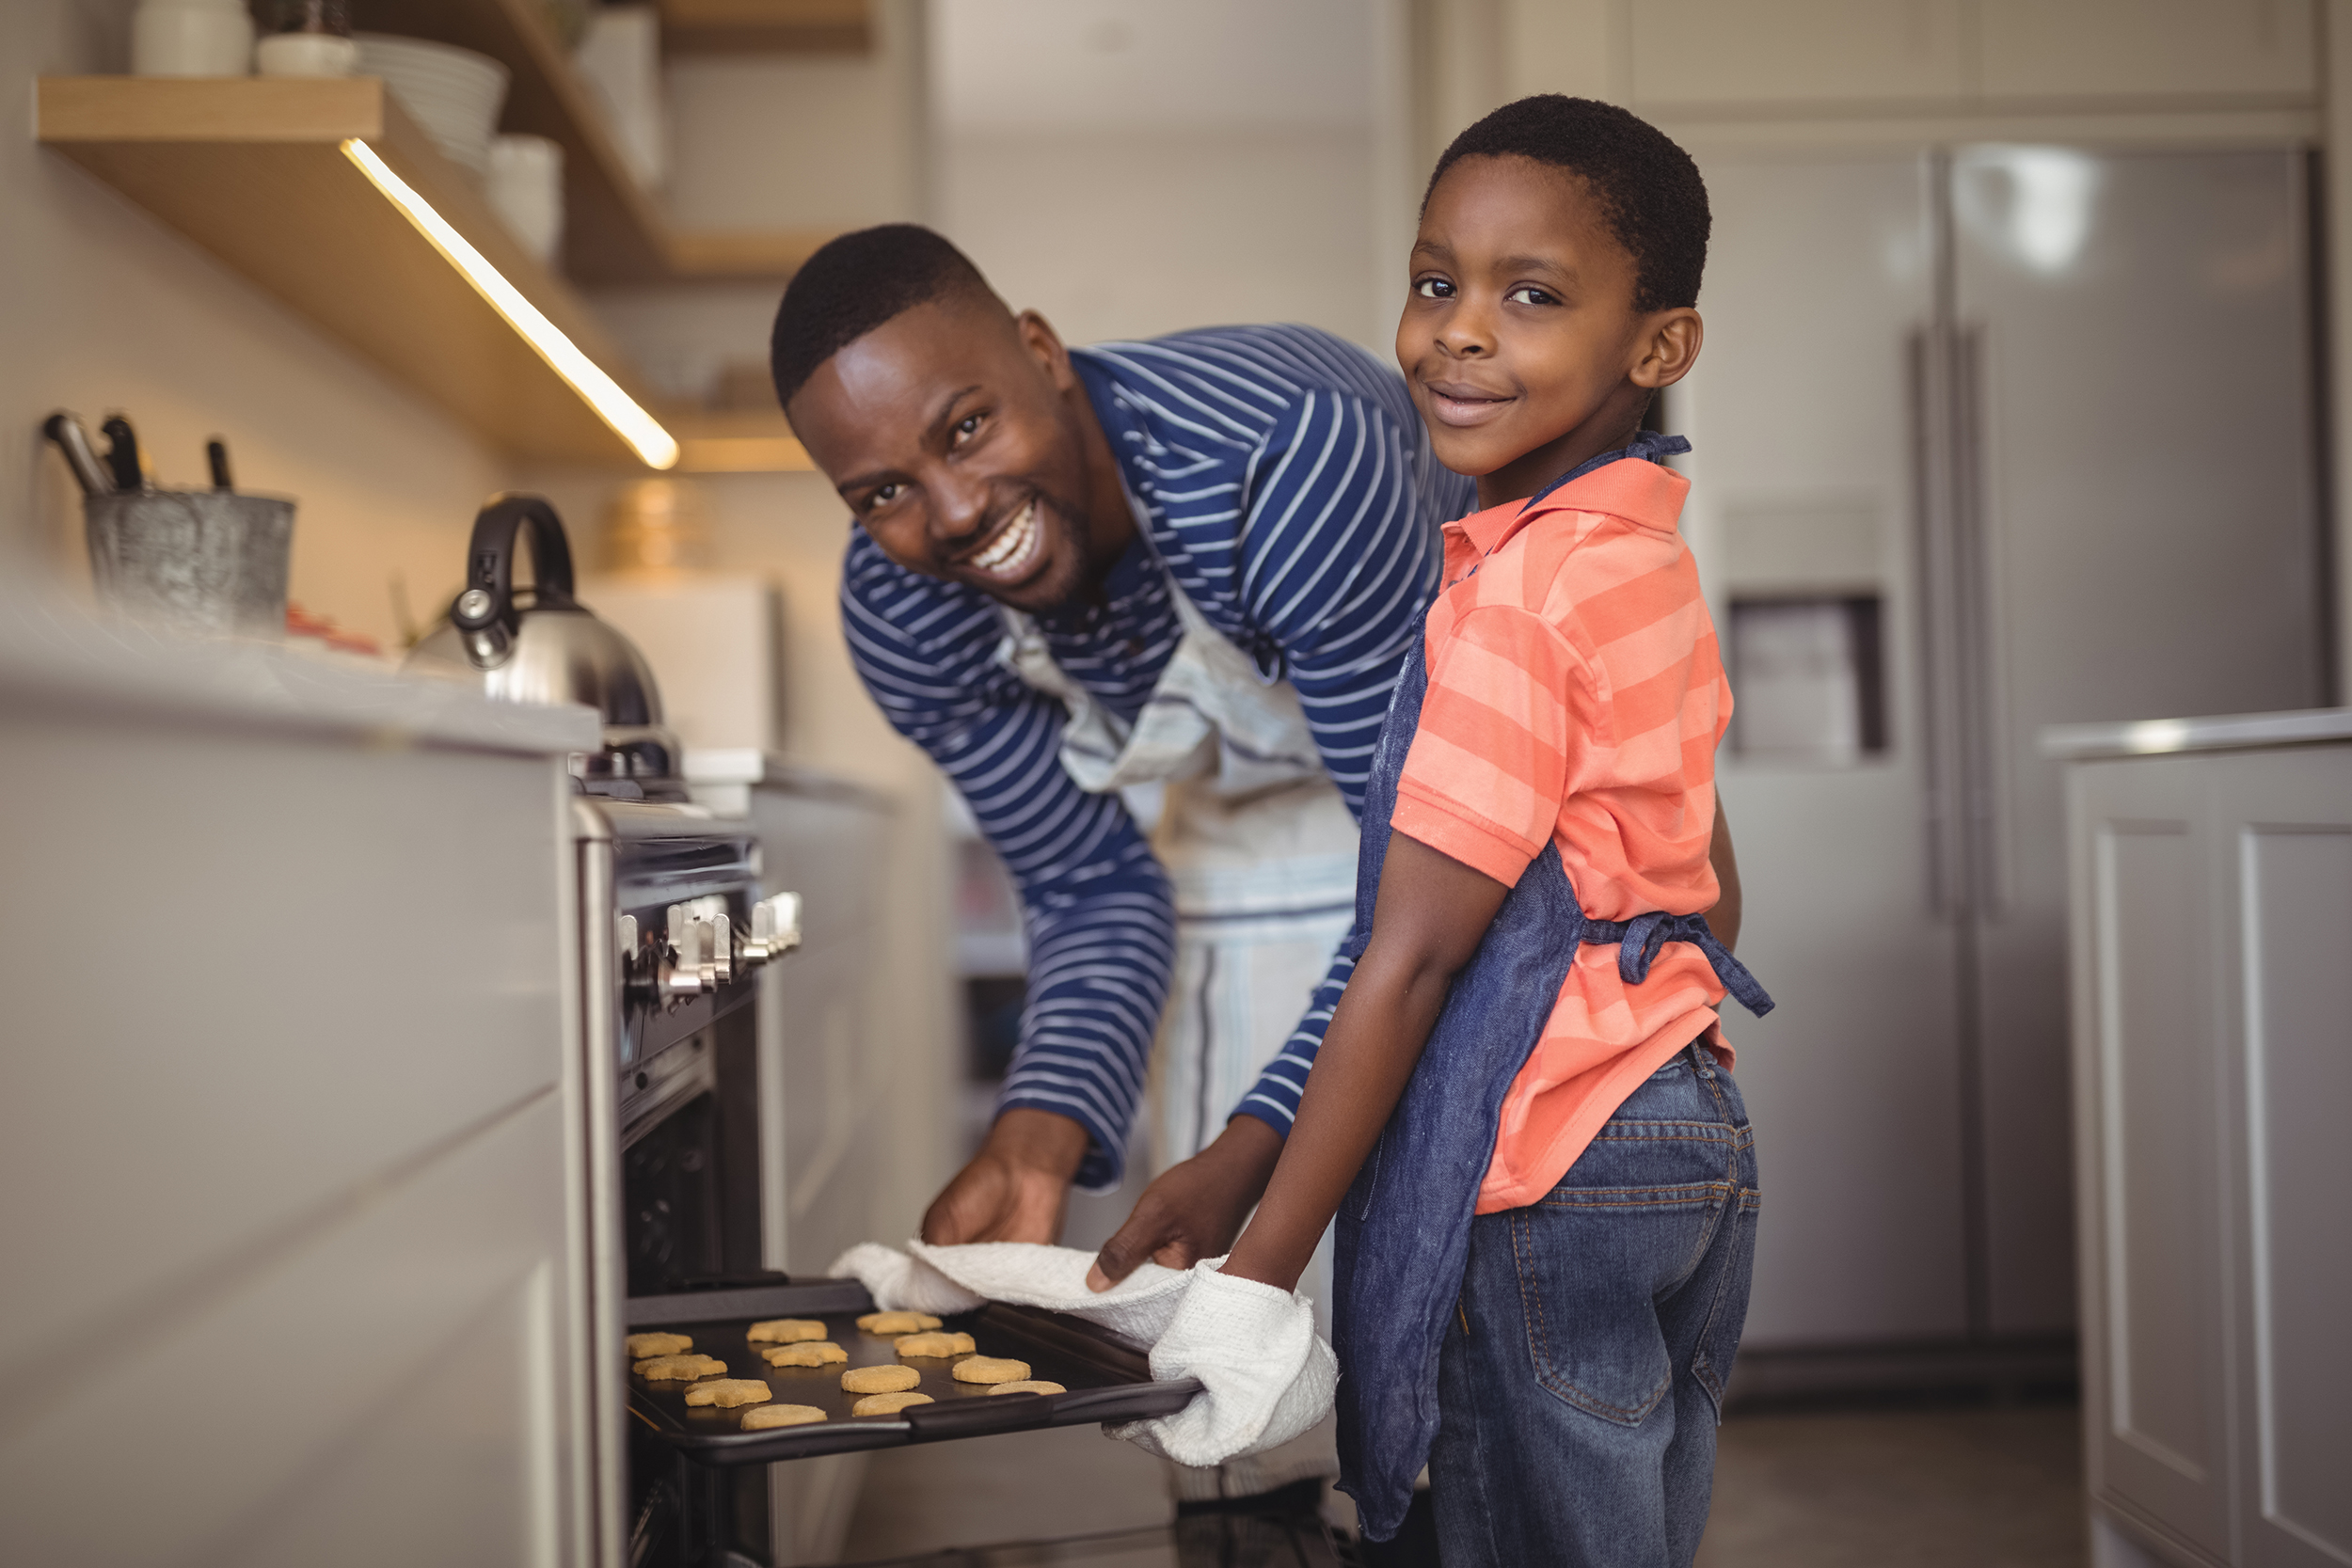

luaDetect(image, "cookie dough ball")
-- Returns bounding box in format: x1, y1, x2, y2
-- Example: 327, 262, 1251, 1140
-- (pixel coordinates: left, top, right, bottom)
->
841, 1363, 922, 1394
987, 1380, 1067, 1396
762, 1340, 848, 1368
855, 1311, 943, 1336
626, 1332, 692, 1359
747, 1319, 827, 1344
684, 1379, 774, 1408
635, 1354, 726, 1380
740, 1403, 828, 1430
895, 1331, 977, 1359
851, 1391, 935, 1417
951, 1356, 1031, 1386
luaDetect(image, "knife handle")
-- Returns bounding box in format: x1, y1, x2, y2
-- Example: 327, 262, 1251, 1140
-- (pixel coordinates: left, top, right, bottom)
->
100, 415, 144, 492
41, 413, 111, 497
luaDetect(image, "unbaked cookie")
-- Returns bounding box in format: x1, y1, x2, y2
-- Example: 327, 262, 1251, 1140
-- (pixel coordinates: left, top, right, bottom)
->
761, 1340, 848, 1368
684, 1379, 773, 1408
740, 1403, 828, 1430
851, 1391, 935, 1417
747, 1319, 827, 1344
840, 1363, 922, 1394
950, 1355, 1030, 1386
854, 1311, 943, 1336
626, 1332, 692, 1359
895, 1331, 977, 1359
987, 1380, 1066, 1396
635, 1354, 726, 1380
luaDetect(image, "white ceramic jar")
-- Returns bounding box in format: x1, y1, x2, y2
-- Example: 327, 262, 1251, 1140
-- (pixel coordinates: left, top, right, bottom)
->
257, 31, 359, 76
131, 0, 255, 76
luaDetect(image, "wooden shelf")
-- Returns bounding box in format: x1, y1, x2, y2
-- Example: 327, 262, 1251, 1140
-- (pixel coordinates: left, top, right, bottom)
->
660, 0, 872, 55
38, 76, 669, 467
671, 411, 814, 474
349, 0, 849, 284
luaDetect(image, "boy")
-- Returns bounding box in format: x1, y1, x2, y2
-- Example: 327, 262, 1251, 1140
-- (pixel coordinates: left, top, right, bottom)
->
1134, 96, 1772, 1565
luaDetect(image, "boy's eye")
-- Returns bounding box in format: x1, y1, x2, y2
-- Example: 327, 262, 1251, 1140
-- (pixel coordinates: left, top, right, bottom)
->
867, 483, 902, 510
1505, 285, 1561, 307
1412, 276, 1454, 299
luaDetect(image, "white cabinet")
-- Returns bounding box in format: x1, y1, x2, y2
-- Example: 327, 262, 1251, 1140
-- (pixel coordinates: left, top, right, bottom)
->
1503, 0, 2324, 113
0, 603, 601, 1566
1977, 0, 2317, 99
2061, 720, 2352, 1568
1629, 0, 1972, 107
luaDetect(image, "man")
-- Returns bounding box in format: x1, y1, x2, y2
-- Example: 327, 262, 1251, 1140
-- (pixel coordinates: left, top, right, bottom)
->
772, 222, 1742, 1336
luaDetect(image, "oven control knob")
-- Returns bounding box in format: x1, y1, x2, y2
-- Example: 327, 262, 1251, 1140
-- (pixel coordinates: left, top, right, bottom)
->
658, 902, 712, 1000
741, 892, 802, 966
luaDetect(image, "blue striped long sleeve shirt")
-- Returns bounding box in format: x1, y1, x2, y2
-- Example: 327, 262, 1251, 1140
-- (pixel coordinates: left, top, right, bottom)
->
840, 325, 1474, 1189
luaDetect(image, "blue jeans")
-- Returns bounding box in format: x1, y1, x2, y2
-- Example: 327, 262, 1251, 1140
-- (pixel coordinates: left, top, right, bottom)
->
1429, 1042, 1760, 1568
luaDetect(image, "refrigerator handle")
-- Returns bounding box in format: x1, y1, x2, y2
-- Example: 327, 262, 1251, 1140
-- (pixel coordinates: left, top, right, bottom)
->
1909, 325, 1962, 917
1951, 324, 2008, 918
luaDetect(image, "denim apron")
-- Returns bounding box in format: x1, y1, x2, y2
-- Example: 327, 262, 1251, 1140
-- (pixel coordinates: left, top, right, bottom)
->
1331, 437, 1775, 1542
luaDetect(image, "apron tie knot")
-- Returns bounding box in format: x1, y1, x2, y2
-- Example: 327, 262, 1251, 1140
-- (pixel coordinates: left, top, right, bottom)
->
1581, 910, 1775, 1017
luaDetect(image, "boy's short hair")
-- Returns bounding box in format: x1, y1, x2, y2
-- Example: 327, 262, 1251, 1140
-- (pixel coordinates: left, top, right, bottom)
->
1427, 95, 1709, 313
770, 224, 995, 408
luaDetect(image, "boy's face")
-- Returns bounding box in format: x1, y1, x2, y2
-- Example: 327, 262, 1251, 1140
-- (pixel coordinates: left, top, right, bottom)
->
1397, 154, 1701, 505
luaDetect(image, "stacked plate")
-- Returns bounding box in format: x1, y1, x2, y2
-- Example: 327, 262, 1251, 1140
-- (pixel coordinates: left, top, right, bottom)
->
354, 34, 510, 180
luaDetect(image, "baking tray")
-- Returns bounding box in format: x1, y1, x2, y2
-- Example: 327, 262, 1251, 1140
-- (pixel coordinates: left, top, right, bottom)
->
625, 1278, 1200, 1465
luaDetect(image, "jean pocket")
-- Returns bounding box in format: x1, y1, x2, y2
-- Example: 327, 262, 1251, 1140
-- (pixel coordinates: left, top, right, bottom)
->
1692, 1185, 1761, 1421
1510, 1178, 1731, 1426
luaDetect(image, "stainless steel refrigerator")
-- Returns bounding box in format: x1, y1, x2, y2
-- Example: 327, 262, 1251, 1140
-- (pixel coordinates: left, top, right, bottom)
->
1678, 144, 2332, 1386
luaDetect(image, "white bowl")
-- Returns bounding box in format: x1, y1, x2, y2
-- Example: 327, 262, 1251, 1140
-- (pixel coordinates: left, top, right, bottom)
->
354, 34, 509, 176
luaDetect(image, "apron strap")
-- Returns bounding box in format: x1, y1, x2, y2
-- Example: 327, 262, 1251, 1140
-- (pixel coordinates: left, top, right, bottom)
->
1581, 910, 1775, 1018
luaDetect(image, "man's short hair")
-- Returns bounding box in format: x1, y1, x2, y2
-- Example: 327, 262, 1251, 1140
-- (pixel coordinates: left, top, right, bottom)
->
1427, 95, 1709, 312
770, 224, 995, 409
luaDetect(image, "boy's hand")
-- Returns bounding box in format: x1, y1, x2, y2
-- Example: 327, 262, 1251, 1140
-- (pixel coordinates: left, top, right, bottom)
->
1088, 1117, 1284, 1291
920, 1109, 1089, 1246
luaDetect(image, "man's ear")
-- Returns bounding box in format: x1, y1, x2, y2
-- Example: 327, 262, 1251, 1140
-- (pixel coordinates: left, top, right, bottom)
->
1017, 309, 1079, 390
1632, 308, 1704, 391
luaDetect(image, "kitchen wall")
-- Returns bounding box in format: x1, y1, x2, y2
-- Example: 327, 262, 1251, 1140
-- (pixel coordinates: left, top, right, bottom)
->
930, 0, 1406, 355
0, 0, 501, 650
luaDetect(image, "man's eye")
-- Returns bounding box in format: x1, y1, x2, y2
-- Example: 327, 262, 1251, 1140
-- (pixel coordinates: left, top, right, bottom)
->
1413, 277, 1454, 299
1506, 285, 1560, 307
951, 413, 983, 444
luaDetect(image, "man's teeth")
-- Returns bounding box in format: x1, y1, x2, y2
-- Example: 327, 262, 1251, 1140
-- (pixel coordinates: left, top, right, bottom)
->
972, 502, 1040, 573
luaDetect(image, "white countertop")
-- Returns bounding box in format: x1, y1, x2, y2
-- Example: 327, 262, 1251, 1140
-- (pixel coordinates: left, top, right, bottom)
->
2040, 706, 2352, 761
0, 586, 600, 756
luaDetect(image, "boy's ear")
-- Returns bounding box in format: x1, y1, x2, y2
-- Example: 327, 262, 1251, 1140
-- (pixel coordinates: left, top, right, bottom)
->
1631, 309, 1704, 391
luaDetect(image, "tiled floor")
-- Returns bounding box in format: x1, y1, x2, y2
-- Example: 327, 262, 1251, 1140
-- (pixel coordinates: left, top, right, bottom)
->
834, 1402, 2088, 1566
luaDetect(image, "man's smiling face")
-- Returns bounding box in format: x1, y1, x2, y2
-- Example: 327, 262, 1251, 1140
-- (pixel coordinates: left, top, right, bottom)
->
787, 293, 1121, 614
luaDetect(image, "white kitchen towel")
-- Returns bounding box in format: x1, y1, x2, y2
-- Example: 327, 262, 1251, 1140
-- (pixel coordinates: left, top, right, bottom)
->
826, 1240, 1193, 1348
1108, 1259, 1339, 1467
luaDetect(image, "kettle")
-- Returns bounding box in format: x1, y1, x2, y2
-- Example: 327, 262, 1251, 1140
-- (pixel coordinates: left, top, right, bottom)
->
405, 493, 686, 800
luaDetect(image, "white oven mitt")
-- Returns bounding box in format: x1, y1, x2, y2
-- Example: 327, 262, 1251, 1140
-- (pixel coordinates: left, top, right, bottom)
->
827, 1240, 1193, 1348
1105, 1259, 1338, 1468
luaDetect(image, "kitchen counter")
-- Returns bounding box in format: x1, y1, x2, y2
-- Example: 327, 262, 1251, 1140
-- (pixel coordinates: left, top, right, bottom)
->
0, 583, 605, 1565
0, 582, 600, 755
2039, 705, 2352, 760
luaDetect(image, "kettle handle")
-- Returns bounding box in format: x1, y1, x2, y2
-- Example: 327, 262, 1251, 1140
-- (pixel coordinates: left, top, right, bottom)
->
448, 493, 578, 665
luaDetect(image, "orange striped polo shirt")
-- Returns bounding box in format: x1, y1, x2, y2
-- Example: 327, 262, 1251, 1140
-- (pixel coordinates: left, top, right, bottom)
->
1390, 456, 1734, 1213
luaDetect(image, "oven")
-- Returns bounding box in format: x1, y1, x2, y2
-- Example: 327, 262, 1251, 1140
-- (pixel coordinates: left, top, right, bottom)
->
575, 798, 797, 1566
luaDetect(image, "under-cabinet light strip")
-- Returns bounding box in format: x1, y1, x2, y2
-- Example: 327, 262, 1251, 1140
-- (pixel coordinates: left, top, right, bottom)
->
341, 138, 679, 470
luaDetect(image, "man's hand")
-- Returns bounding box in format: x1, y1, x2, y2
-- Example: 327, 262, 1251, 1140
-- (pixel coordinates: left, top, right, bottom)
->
920, 1108, 1091, 1246
1087, 1116, 1284, 1291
